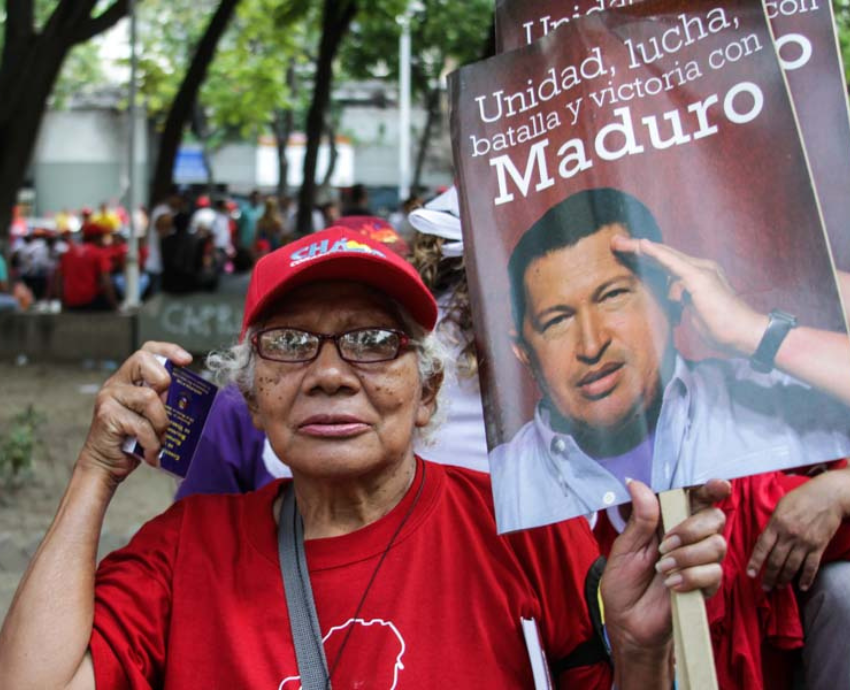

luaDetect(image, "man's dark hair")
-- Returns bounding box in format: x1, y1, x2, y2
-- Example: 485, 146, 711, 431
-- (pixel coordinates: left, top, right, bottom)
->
508, 187, 667, 332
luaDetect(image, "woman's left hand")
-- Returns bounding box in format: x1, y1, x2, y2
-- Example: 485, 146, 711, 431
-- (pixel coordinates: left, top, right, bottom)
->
600, 479, 730, 669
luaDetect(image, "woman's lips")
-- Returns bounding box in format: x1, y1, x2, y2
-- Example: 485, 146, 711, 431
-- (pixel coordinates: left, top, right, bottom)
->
298, 416, 370, 438
577, 362, 624, 398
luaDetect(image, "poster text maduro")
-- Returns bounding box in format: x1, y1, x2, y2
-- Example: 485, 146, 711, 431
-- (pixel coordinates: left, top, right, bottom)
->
469, 6, 771, 207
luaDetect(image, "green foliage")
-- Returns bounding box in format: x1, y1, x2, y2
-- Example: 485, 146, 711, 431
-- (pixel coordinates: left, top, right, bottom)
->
124, 0, 491, 145
0, 406, 45, 486
340, 0, 493, 91
135, 0, 223, 122
200, 0, 315, 141
1, 0, 491, 137
835, 0, 850, 83
273, 0, 313, 26
130, 0, 316, 148
51, 40, 108, 109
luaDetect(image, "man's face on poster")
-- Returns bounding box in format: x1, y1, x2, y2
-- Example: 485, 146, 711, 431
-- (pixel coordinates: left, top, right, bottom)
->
513, 223, 674, 435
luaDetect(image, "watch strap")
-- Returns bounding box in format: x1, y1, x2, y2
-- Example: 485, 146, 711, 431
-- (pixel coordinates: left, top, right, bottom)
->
750, 309, 797, 373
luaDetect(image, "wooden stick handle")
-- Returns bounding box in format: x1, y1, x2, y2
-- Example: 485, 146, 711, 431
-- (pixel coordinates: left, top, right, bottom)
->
659, 488, 718, 690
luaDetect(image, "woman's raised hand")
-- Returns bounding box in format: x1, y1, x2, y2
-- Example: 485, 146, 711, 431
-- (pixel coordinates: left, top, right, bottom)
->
78, 342, 192, 486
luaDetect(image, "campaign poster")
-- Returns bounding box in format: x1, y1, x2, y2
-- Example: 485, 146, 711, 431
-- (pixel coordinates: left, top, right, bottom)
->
449, 0, 850, 532
496, 0, 850, 270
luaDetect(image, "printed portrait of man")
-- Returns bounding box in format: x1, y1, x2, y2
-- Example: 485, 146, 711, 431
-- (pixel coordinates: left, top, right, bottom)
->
490, 187, 850, 532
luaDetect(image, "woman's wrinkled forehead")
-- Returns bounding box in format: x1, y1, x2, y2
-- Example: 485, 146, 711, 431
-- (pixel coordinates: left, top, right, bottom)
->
259, 280, 407, 331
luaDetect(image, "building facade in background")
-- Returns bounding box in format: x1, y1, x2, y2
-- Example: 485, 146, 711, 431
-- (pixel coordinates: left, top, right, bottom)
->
27, 80, 454, 216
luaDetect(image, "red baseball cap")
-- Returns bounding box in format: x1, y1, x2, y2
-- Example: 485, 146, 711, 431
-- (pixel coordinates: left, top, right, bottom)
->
240, 226, 437, 339
332, 216, 409, 256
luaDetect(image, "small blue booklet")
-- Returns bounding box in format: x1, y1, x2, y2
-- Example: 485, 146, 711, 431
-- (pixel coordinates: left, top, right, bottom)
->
122, 356, 217, 477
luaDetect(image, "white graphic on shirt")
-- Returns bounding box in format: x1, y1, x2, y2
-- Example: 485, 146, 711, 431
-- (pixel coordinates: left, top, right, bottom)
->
279, 618, 406, 690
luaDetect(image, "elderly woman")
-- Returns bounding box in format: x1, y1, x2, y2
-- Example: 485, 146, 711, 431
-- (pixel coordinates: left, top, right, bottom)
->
0, 227, 727, 689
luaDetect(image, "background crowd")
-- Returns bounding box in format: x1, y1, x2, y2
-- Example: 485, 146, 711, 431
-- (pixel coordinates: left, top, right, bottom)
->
0, 183, 427, 313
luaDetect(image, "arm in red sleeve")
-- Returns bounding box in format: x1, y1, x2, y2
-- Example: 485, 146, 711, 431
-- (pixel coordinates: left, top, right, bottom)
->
90, 500, 186, 689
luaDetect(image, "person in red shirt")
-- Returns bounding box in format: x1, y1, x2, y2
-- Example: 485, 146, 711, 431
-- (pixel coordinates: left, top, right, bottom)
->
56, 223, 118, 311
0, 228, 729, 689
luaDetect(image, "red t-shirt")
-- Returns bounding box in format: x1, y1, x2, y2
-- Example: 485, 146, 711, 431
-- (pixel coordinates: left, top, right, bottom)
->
59, 243, 110, 307
90, 461, 611, 689
107, 243, 126, 273
105, 243, 150, 272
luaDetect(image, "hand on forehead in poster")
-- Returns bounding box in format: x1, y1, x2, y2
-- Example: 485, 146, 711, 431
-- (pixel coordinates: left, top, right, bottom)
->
601, 478, 730, 652
747, 468, 850, 592
610, 235, 768, 357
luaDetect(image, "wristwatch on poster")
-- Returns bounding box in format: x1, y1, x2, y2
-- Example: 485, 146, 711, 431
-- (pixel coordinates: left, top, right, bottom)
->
750, 309, 797, 373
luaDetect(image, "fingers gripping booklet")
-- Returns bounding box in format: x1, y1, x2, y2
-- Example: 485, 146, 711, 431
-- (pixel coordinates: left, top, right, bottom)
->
122, 356, 217, 477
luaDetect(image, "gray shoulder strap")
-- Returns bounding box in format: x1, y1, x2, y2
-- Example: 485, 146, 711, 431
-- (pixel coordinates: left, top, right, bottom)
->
278, 482, 331, 689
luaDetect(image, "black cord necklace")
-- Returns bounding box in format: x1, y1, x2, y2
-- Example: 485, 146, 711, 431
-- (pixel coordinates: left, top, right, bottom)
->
282, 461, 427, 690
323, 461, 426, 689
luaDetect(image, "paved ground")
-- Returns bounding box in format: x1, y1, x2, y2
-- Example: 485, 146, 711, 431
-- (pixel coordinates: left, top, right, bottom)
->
0, 361, 175, 620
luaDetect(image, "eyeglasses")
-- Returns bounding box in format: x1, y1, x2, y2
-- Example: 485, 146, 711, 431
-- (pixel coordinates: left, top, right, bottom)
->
251, 327, 412, 364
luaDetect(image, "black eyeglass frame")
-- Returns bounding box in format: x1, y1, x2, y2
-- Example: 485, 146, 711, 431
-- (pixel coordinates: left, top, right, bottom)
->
251, 326, 413, 364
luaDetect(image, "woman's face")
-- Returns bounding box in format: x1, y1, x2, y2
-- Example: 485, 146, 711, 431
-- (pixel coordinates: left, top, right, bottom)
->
249, 281, 438, 481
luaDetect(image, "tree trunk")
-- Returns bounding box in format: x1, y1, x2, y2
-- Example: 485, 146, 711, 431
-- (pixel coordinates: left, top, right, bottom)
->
412, 83, 441, 195
190, 102, 216, 193
295, 0, 357, 237
320, 116, 338, 193
0, 0, 128, 243
148, 0, 241, 207
273, 63, 297, 199
0, 47, 66, 242
273, 109, 292, 199
272, 60, 298, 199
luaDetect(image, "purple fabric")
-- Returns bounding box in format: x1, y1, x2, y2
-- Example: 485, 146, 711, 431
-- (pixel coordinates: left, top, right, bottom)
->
594, 431, 655, 489
175, 385, 274, 499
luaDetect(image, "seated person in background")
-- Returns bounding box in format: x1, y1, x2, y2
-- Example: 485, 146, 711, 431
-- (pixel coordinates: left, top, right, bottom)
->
0, 245, 20, 312
56, 222, 117, 311
319, 199, 340, 228
162, 211, 217, 294
91, 202, 122, 234
189, 195, 216, 235
212, 197, 235, 271
256, 196, 289, 252
342, 182, 372, 216
237, 190, 263, 253
16, 230, 51, 302
109, 234, 150, 301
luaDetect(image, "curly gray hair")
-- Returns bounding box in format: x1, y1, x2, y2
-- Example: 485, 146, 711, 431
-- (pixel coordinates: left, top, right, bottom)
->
206, 306, 450, 438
